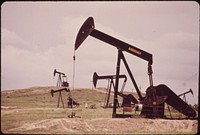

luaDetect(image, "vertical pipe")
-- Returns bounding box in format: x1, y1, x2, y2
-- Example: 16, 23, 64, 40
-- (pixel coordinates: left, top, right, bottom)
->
148, 65, 153, 86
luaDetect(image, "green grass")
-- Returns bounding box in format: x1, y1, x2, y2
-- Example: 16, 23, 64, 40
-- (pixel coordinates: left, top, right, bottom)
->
1, 87, 115, 132
1, 86, 198, 134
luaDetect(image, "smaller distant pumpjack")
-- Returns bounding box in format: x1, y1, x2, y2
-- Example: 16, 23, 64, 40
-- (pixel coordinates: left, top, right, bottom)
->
93, 72, 138, 108
51, 88, 70, 108
178, 89, 193, 103
53, 69, 69, 87
93, 72, 127, 108
52, 69, 70, 108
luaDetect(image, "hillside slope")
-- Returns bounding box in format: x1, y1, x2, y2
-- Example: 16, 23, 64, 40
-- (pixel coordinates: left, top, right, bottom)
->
1, 86, 198, 134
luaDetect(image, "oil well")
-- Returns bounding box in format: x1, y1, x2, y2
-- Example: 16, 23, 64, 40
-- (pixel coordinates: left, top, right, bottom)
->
93, 72, 138, 109
74, 17, 196, 119
51, 69, 79, 108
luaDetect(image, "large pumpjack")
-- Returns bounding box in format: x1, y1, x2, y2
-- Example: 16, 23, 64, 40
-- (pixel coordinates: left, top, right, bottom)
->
74, 17, 196, 118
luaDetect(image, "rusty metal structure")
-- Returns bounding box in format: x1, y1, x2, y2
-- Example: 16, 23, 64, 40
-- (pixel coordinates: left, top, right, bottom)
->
67, 96, 79, 108
51, 69, 70, 108
53, 69, 69, 87
74, 17, 196, 118
51, 88, 70, 108
178, 88, 193, 102
93, 72, 138, 109
93, 72, 127, 108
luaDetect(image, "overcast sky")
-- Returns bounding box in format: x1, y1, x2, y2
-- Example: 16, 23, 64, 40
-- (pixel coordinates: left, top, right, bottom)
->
1, 1, 199, 105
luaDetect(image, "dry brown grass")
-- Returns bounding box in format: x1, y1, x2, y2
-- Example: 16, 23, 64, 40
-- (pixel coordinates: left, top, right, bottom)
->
1, 86, 198, 134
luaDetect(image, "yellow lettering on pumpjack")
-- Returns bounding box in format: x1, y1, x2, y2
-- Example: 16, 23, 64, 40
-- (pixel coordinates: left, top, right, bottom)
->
128, 47, 142, 55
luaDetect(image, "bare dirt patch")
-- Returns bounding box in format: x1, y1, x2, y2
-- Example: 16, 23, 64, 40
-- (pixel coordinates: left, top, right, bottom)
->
5, 118, 198, 134
1, 106, 20, 116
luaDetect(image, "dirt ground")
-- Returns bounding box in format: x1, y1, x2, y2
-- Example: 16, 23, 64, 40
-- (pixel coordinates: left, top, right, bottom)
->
4, 118, 198, 134
1, 87, 198, 134
2, 107, 198, 134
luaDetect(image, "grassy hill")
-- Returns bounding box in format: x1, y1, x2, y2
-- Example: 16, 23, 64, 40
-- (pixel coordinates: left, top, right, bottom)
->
1, 86, 142, 110
1, 86, 124, 133
1, 86, 198, 134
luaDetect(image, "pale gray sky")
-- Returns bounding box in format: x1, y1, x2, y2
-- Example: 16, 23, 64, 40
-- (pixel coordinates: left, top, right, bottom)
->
1, 1, 199, 105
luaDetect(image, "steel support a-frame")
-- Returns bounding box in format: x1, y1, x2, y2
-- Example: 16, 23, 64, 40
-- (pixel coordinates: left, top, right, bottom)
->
112, 49, 142, 118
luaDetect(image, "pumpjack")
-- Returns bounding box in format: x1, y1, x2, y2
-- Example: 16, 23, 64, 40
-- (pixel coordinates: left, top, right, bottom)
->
53, 69, 69, 87
93, 72, 126, 108
93, 72, 138, 108
178, 88, 193, 103
51, 88, 70, 108
74, 17, 196, 118
51, 69, 70, 108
